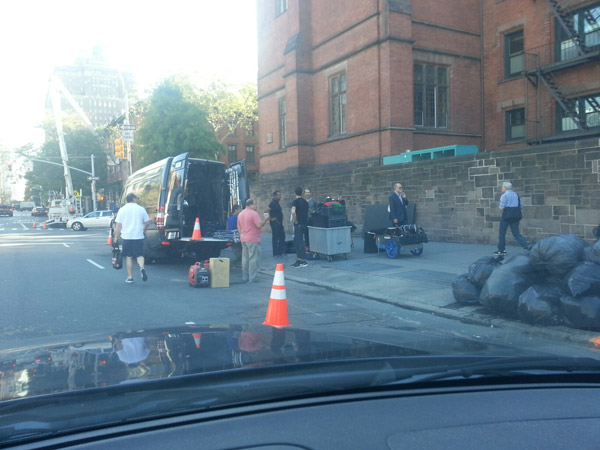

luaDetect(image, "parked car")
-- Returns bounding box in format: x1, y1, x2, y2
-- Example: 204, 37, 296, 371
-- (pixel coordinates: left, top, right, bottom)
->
31, 206, 49, 217
0, 204, 13, 217
67, 211, 114, 231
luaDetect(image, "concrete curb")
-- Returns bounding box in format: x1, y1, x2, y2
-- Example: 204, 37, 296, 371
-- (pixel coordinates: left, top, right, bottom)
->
259, 268, 600, 350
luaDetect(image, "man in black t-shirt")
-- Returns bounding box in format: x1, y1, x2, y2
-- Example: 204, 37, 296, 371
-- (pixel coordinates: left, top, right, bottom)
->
291, 186, 309, 268
266, 191, 285, 257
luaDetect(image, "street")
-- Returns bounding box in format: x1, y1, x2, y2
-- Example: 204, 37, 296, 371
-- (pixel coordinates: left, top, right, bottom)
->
1, 211, 598, 359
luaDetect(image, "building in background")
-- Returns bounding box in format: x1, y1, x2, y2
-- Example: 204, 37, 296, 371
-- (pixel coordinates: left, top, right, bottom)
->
47, 47, 136, 129
256, 0, 600, 175
219, 122, 260, 175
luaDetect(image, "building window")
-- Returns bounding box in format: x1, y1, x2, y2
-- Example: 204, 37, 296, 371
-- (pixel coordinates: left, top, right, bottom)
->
245, 145, 255, 164
246, 124, 255, 136
505, 108, 526, 141
279, 98, 286, 149
414, 64, 448, 128
228, 144, 237, 163
504, 30, 524, 78
276, 0, 288, 16
556, 5, 600, 61
329, 72, 347, 136
558, 94, 600, 132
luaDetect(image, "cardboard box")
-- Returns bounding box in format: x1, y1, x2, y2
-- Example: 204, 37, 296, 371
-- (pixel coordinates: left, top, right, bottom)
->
209, 257, 230, 288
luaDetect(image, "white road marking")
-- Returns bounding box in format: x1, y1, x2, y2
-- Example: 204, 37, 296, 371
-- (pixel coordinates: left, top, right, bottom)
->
20, 223, 28, 230
87, 259, 104, 269
63, 243, 70, 248
290, 304, 323, 317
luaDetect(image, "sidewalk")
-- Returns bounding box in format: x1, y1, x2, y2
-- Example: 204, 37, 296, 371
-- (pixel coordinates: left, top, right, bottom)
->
242, 232, 600, 349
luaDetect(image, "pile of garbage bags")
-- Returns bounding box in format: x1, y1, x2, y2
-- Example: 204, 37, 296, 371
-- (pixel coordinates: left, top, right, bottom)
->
453, 234, 600, 330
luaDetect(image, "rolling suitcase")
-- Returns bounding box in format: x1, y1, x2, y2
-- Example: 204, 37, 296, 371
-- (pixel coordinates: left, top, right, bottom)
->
189, 262, 210, 287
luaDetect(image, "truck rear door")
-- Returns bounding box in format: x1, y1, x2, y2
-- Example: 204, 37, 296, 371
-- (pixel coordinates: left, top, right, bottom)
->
227, 160, 249, 212
164, 153, 188, 239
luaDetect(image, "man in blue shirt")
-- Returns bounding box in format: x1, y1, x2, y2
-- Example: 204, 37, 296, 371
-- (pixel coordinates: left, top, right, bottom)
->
495, 182, 530, 255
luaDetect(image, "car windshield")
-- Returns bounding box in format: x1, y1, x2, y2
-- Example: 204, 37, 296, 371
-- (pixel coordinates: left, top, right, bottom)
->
1, 0, 600, 446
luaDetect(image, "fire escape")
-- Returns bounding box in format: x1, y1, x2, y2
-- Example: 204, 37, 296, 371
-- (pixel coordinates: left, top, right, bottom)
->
525, 0, 600, 144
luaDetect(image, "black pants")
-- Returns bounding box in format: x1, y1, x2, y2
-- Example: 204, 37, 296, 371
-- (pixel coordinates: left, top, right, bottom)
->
270, 221, 285, 256
294, 224, 307, 260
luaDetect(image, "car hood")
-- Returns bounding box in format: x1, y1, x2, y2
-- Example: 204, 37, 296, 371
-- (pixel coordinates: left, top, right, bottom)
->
0, 324, 541, 402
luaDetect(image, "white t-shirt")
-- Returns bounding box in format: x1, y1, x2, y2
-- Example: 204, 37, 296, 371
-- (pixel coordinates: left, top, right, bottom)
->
115, 202, 150, 240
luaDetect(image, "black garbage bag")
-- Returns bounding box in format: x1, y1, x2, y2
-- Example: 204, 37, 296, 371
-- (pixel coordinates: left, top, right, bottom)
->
468, 256, 503, 288
584, 240, 600, 264
529, 234, 588, 278
564, 262, 600, 298
517, 283, 563, 326
452, 274, 481, 305
559, 295, 600, 331
479, 254, 540, 319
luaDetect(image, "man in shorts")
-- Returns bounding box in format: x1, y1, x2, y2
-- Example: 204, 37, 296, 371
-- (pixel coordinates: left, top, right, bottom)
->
114, 193, 151, 283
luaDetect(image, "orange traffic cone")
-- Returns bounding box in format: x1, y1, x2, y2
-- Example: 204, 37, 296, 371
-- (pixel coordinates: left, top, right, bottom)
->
32, 222, 37, 229
43, 221, 47, 230
263, 264, 290, 328
192, 332, 202, 349
191, 217, 202, 240
106, 229, 112, 245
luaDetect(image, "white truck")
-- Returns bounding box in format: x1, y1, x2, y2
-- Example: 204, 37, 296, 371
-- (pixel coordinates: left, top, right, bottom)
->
19, 201, 36, 211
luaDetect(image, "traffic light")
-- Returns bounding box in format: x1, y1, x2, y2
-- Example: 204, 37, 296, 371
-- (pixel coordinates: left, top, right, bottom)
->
114, 139, 125, 159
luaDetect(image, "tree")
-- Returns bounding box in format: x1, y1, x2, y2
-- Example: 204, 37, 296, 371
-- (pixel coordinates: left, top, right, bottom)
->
136, 78, 223, 166
24, 126, 107, 200
197, 80, 258, 142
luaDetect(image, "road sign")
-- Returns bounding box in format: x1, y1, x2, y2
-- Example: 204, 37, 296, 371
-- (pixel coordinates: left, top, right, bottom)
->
120, 125, 136, 131
122, 130, 134, 142
87, 176, 99, 181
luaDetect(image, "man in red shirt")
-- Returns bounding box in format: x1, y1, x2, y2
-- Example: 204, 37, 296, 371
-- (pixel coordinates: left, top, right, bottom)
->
237, 199, 269, 282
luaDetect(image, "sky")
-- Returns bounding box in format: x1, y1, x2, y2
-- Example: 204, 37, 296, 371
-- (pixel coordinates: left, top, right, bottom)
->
0, 0, 258, 150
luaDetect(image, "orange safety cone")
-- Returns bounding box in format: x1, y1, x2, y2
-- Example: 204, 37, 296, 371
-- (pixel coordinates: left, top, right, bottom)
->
106, 229, 112, 245
263, 264, 290, 328
32, 222, 37, 229
43, 221, 47, 230
191, 217, 202, 240
192, 332, 202, 349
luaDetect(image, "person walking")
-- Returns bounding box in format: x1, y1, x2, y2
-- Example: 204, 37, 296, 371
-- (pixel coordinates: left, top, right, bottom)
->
237, 199, 269, 282
266, 191, 285, 257
388, 182, 409, 226
291, 186, 309, 268
495, 181, 530, 255
114, 193, 151, 284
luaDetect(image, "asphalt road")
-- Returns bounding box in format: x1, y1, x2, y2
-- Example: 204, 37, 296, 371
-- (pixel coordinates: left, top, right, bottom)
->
1, 211, 597, 359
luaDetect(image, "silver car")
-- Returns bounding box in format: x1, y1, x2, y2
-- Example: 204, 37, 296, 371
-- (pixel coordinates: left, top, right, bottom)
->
67, 211, 114, 231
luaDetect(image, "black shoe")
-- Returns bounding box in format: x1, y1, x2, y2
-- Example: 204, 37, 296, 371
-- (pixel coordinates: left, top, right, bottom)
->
493, 250, 506, 256
291, 261, 301, 268
140, 268, 148, 282
298, 261, 308, 268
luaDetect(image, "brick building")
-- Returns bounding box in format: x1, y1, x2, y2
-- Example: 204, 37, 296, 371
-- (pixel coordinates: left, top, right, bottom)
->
219, 122, 260, 174
256, 0, 600, 175
483, 0, 600, 149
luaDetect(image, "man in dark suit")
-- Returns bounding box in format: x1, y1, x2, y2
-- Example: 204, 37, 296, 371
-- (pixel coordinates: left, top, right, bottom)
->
388, 182, 409, 226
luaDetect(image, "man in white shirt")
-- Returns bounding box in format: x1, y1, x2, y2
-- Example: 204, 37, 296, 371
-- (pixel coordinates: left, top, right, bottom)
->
114, 193, 151, 283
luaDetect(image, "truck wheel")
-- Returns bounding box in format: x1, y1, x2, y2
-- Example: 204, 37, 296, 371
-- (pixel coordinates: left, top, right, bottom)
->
71, 222, 84, 231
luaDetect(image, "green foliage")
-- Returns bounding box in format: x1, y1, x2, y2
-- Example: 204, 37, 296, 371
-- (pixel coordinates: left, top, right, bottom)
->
25, 128, 107, 198
197, 80, 258, 141
136, 79, 223, 166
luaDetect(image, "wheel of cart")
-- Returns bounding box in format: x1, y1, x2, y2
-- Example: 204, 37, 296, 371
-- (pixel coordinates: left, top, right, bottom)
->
385, 240, 400, 258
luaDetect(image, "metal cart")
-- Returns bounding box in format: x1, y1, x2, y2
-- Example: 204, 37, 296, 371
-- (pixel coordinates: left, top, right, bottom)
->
308, 226, 352, 261
375, 226, 427, 258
